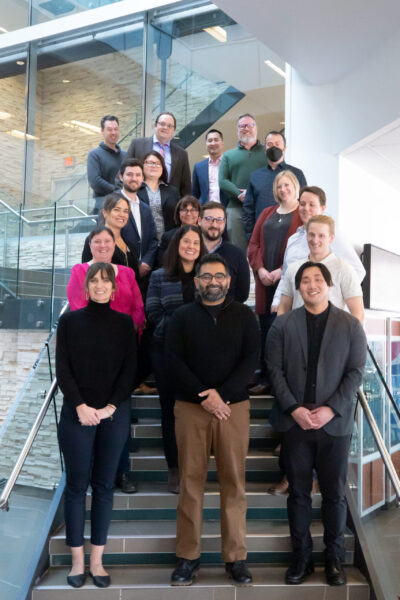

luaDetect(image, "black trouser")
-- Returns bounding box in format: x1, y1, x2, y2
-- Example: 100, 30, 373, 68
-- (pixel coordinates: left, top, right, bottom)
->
152, 351, 178, 468
58, 400, 130, 547
282, 425, 351, 561
259, 311, 277, 380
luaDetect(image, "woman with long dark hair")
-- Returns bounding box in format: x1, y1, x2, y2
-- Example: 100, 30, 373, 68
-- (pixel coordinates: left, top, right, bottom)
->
146, 225, 205, 492
57, 263, 136, 589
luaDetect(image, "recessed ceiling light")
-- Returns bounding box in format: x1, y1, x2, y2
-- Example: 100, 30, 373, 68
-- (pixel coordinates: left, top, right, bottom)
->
264, 60, 286, 79
203, 26, 227, 43
70, 120, 101, 134
0, 26, 8, 34
8, 130, 39, 140
115, 101, 123, 105
280, 121, 285, 126
62, 79, 70, 83
16, 60, 25, 66
0, 111, 11, 120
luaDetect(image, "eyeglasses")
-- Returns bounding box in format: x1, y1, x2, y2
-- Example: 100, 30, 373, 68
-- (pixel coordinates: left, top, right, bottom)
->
156, 121, 175, 129
144, 161, 162, 167
197, 272, 227, 283
180, 208, 199, 214
237, 122, 255, 129
202, 216, 225, 223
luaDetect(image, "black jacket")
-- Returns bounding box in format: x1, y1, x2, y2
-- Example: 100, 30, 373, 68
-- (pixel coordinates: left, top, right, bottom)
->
137, 182, 180, 232
166, 298, 259, 405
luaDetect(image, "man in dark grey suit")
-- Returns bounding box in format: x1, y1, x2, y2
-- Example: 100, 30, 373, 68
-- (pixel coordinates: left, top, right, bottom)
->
125, 112, 191, 197
267, 261, 367, 587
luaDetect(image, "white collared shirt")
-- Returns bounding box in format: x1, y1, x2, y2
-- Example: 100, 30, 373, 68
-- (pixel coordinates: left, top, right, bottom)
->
122, 189, 141, 240
208, 154, 223, 203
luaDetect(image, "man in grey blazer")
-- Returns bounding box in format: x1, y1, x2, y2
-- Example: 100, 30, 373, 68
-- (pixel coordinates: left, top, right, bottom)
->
267, 261, 367, 587
125, 112, 191, 197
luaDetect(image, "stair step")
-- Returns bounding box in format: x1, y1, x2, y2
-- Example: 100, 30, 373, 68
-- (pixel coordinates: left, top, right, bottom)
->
131, 421, 275, 439
33, 565, 369, 599
49, 520, 355, 563
131, 394, 275, 408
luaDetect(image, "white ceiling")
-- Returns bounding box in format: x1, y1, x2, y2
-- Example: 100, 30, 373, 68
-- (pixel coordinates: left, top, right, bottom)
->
214, 0, 400, 85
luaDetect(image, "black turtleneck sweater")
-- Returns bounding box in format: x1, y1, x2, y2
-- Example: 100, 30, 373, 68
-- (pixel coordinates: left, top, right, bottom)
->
56, 301, 137, 409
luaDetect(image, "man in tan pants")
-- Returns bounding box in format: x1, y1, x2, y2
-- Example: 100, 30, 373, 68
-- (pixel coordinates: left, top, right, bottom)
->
166, 253, 259, 586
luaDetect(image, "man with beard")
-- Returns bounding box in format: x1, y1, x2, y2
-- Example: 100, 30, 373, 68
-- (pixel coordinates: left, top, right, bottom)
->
242, 131, 306, 238
219, 114, 267, 251
119, 158, 158, 296
167, 254, 259, 586
199, 201, 250, 302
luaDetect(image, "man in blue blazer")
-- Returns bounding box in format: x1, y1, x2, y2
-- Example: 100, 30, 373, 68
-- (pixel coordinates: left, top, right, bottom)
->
192, 129, 228, 206
267, 261, 367, 587
119, 159, 158, 295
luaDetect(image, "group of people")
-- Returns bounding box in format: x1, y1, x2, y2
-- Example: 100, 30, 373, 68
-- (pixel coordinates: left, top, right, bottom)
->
55, 110, 368, 590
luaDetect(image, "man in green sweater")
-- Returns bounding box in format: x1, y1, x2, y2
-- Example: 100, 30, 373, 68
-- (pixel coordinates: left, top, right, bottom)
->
219, 114, 267, 251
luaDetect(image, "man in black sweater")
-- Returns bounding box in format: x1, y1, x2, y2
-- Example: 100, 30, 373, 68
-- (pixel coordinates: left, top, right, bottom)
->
167, 254, 259, 587
199, 201, 250, 303
87, 115, 126, 214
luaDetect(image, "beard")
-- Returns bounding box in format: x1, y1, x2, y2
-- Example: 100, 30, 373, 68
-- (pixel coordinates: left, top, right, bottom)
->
239, 134, 257, 145
202, 227, 222, 241
197, 282, 228, 303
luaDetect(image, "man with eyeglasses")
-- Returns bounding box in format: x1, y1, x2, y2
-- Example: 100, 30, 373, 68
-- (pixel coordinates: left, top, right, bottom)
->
126, 112, 191, 197
167, 253, 259, 587
242, 131, 307, 239
219, 114, 267, 251
199, 201, 250, 302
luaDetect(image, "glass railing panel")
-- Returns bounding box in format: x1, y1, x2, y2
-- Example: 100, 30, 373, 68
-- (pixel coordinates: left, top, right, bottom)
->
390, 318, 400, 411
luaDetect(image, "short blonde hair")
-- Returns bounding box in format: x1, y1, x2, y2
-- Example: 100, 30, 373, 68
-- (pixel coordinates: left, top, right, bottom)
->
273, 170, 300, 204
306, 214, 335, 236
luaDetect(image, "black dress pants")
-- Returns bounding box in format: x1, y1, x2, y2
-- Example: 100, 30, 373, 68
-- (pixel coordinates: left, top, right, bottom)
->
58, 400, 130, 547
282, 425, 351, 561
152, 351, 178, 468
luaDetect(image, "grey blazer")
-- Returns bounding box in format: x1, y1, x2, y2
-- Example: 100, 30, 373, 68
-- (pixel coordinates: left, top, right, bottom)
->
266, 304, 367, 436
125, 136, 191, 197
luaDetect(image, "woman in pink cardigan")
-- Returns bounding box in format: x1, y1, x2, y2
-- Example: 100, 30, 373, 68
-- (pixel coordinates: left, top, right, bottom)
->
248, 170, 302, 391
67, 226, 145, 333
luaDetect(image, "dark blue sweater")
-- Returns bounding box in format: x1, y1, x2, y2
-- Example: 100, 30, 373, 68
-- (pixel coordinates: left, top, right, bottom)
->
87, 142, 126, 202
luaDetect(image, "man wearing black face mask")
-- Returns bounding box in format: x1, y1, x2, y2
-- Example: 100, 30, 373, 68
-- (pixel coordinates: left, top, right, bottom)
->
242, 131, 307, 239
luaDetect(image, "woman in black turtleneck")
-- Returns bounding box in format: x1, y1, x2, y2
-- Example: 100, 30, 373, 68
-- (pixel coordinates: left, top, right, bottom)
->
56, 263, 136, 589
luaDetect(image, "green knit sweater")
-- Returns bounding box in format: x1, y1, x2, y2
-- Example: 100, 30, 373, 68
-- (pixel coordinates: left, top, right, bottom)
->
218, 141, 267, 209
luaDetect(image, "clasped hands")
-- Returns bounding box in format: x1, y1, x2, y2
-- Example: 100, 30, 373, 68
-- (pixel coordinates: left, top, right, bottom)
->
199, 389, 231, 421
76, 403, 115, 426
291, 405, 335, 430
258, 267, 281, 287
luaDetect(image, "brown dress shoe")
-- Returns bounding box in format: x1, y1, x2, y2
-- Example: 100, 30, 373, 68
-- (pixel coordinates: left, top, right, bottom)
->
134, 382, 158, 395
268, 476, 289, 496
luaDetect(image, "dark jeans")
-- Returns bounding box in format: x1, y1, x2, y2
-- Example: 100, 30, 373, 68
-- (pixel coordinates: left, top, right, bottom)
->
282, 425, 351, 561
58, 400, 130, 547
152, 351, 178, 468
259, 311, 277, 380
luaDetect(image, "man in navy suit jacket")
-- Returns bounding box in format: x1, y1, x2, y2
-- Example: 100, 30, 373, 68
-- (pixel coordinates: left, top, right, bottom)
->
119, 159, 158, 295
192, 129, 228, 206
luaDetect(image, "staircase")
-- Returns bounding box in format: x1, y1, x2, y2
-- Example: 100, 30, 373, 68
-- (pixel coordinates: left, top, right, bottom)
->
33, 392, 369, 599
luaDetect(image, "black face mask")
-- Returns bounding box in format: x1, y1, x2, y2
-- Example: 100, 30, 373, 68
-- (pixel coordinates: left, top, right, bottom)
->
266, 146, 283, 162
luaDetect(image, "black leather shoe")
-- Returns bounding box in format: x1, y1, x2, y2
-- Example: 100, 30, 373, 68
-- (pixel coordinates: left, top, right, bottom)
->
115, 473, 137, 494
225, 560, 253, 586
89, 571, 111, 588
325, 557, 346, 586
285, 557, 314, 584
171, 558, 200, 586
67, 572, 86, 588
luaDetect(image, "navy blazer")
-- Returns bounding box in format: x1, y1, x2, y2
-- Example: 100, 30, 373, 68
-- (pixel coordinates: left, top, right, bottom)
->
192, 158, 229, 206
266, 304, 367, 437
121, 199, 159, 268
137, 183, 180, 232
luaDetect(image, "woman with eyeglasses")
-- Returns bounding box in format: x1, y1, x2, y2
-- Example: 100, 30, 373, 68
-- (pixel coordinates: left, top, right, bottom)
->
57, 263, 136, 589
146, 225, 205, 493
158, 195, 201, 265
138, 150, 180, 240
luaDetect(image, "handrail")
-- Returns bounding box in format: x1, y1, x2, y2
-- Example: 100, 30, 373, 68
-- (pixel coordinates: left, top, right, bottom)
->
0, 302, 69, 511
0, 198, 96, 226
357, 386, 400, 503
367, 345, 400, 422
0, 378, 59, 512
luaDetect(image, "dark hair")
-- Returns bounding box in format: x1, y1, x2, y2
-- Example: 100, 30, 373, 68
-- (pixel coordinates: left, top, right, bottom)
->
174, 195, 201, 225
299, 185, 327, 207
294, 261, 333, 290
142, 150, 168, 184
200, 201, 226, 218
237, 113, 255, 124
88, 225, 115, 243
206, 128, 223, 140
164, 225, 205, 280
97, 193, 129, 227
265, 130, 286, 145
195, 252, 230, 276
120, 158, 144, 176
85, 262, 116, 292
155, 112, 176, 129
101, 115, 119, 129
